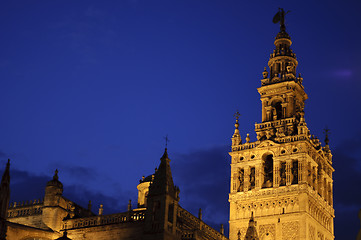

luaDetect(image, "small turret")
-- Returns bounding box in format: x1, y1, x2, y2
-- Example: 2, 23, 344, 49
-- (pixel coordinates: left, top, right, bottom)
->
42, 170, 68, 231
45, 169, 63, 198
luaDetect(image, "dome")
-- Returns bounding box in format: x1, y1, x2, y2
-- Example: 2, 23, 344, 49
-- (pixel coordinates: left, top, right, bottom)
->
275, 30, 290, 40
46, 169, 63, 189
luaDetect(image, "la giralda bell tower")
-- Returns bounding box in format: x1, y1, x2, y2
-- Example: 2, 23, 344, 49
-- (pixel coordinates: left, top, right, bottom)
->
229, 9, 334, 240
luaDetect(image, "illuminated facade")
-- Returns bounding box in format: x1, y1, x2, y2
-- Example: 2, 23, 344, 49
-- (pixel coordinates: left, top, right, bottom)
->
0, 11, 335, 240
229, 19, 334, 240
0, 149, 228, 240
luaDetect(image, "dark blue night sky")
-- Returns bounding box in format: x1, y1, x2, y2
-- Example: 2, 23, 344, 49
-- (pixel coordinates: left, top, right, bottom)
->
0, 1, 361, 238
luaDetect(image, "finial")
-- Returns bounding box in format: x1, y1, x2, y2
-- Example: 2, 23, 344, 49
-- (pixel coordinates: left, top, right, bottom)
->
88, 200, 92, 211
53, 169, 59, 181
234, 111, 241, 128
262, 67, 268, 79
164, 134, 170, 149
246, 133, 250, 143
234, 111, 240, 122
99, 204, 103, 215
324, 127, 330, 145
232, 111, 242, 146
128, 199, 132, 211
220, 224, 224, 235
198, 208, 202, 220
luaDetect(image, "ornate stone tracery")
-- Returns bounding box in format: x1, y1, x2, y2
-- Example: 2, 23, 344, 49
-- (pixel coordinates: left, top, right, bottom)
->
229, 9, 334, 240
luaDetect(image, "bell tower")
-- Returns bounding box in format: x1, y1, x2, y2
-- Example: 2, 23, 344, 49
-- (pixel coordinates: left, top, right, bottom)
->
229, 9, 334, 240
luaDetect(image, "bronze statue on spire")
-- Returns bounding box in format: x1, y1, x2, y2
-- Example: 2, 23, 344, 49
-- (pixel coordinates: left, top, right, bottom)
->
273, 8, 290, 32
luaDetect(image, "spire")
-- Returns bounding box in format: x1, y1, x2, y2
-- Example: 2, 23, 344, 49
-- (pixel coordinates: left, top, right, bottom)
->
264, 8, 300, 87
244, 212, 259, 240
232, 111, 242, 146
55, 231, 72, 240
0, 159, 10, 240
148, 148, 179, 200
0, 160, 10, 188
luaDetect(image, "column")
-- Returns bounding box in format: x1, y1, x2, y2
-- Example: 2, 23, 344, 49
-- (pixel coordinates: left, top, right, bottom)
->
298, 159, 304, 183
244, 167, 250, 192
318, 170, 324, 197
255, 164, 262, 190
232, 172, 238, 193
286, 160, 292, 186
313, 166, 318, 191
261, 99, 267, 122
281, 103, 288, 119
274, 161, 280, 187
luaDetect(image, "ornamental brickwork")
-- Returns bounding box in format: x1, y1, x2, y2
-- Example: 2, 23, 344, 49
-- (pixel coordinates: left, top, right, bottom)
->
229, 9, 334, 240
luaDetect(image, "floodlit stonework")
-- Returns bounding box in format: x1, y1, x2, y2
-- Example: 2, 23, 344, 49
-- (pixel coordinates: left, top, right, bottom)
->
1, 149, 228, 240
0, 10, 334, 240
228, 11, 334, 240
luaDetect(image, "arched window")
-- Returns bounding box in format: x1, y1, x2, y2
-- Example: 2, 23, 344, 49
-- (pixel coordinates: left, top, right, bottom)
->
291, 160, 299, 184
272, 101, 283, 120
263, 154, 273, 188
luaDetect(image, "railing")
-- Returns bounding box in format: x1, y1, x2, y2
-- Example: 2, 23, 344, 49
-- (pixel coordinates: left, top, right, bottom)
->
277, 135, 308, 143
178, 207, 228, 240
63, 210, 145, 230
231, 131, 310, 152
7, 203, 43, 218
255, 118, 296, 130
9, 199, 44, 208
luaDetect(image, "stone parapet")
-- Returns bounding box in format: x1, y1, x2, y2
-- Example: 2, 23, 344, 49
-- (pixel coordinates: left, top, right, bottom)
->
178, 206, 228, 240
63, 210, 145, 230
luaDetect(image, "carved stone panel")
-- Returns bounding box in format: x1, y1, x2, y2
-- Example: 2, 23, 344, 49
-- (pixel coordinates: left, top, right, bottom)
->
282, 221, 299, 240
259, 223, 275, 239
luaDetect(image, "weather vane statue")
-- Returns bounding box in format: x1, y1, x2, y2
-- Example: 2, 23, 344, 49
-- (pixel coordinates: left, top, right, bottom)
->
273, 8, 290, 32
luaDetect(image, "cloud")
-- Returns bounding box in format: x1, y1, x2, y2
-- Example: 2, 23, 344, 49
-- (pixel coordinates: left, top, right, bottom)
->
0, 150, 7, 158
9, 168, 49, 203
63, 185, 127, 215
332, 133, 361, 239
172, 145, 230, 232
1, 166, 130, 215
331, 69, 353, 78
